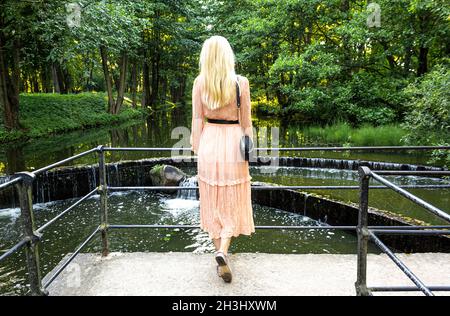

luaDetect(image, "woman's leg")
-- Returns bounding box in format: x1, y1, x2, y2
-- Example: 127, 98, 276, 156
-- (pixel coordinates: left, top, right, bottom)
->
213, 238, 221, 251
219, 238, 232, 256
216, 237, 233, 282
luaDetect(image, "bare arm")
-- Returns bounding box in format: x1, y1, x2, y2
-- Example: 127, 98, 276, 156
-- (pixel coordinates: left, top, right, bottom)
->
240, 77, 253, 139
190, 77, 204, 155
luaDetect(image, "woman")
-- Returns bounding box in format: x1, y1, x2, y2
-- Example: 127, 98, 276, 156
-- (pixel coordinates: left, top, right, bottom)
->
190, 36, 255, 283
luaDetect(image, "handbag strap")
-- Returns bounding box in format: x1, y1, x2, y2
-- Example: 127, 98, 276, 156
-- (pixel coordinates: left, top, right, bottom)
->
236, 76, 241, 109
236, 75, 242, 126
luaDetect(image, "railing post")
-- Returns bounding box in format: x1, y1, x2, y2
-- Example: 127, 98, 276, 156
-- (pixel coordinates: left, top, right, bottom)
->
13, 172, 47, 296
97, 146, 109, 257
355, 166, 372, 296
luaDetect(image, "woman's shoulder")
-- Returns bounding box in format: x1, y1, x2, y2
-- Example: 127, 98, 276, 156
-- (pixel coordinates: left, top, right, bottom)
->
237, 74, 249, 83
237, 75, 250, 90
194, 75, 202, 86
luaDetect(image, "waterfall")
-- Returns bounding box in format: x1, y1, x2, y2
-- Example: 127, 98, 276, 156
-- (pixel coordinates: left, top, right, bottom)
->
88, 166, 97, 191
177, 176, 198, 200
113, 164, 120, 186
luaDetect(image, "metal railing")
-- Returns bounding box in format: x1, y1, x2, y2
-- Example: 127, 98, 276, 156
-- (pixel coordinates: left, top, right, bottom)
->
0, 145, 449, 296
354, 167, 450, 296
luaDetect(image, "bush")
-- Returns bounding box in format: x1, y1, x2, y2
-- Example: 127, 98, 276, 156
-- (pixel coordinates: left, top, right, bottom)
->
336, 72, 407, 126
402, 65, 450, 166
402, 65, 449, 144
344, 105, 397, 126
303, 122, 406, 146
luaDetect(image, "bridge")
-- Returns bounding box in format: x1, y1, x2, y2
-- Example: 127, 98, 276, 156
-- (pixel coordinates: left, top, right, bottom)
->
0, 145, 449, 296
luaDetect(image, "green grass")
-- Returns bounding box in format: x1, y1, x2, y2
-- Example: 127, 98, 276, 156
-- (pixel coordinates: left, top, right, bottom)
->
0, 93, 147, 143
303, 122, 407, 146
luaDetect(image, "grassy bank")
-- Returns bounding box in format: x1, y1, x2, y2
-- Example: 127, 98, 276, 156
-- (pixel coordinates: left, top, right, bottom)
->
303, 123, 407, 146
0, 93, 147, 143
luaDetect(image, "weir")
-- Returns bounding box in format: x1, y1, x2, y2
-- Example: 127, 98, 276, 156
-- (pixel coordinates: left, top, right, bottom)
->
0, 145, 449, 296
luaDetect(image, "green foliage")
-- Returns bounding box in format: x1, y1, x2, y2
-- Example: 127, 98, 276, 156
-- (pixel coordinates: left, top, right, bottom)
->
214, 0, 450, 125
304, 122, 406, 146
1, 0, 449, 136
0, 93, 145, 143
402, 65, 449, 144
402, 65, 450, 166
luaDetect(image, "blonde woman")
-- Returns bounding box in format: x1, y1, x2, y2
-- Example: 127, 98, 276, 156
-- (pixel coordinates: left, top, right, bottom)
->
190, 36, 255, 283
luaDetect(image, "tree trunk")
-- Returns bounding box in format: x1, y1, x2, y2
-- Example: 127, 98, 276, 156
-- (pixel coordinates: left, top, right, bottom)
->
113, 53, 128, 114
22, 74, 28, 93
52, 63, 61, 93
62, 66, 72, 93
41, 65, 52, 93
142, 60, 151, 107
54, 63, 68, 94
100, 45, 115, 112
161, 77, 167, 103
131, 62, 138, 108
417, 46, 428, 77
404, 45, 412, 75
150, 53, 160, 106
33, 71, 39, 93
0, 35, 21, 131
6, 145, 25, 175
86, 55, 94, 91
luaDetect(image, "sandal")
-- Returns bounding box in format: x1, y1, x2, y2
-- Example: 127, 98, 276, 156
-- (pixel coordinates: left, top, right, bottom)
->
216, 265, 223, 277
215, 252, 232, 283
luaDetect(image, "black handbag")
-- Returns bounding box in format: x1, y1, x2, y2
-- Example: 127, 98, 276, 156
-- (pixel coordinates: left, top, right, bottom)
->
236, 77, 254, 161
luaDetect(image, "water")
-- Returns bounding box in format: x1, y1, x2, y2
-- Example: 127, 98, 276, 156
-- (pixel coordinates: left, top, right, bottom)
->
0, 187, 367, 295
0, 113, 439, 175
1, 168, 447, 295
250, 166, 450, 225
0, 112, 448, 295
177, 176, 198, 200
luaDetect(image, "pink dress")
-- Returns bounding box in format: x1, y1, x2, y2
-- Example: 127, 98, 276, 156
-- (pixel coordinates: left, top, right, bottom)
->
190, 75, 255, 240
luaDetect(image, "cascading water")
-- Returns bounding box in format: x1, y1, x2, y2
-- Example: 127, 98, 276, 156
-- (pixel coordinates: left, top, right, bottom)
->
88, 166, 97, 191
177, 176, 198, 200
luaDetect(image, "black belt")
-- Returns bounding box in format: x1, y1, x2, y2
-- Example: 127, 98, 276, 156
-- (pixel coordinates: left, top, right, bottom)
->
207, 118, 239, 125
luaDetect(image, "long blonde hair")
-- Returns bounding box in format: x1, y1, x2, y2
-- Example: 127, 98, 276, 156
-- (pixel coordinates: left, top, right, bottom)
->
199, 36, 237, 110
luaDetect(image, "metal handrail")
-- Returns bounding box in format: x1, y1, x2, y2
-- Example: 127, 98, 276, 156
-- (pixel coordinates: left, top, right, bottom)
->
108, 224, 358, 231
43, 226, 101, 290
0, 238, 29, 262
369, 231, 434, 296
0, 145, 449, 296
36, 188, 99, 234
355, 166, 450, 297
374, 170, 450, 176
371, 229, 450, 236
370, 171, 450, 223
0, 177, 21, 191
369, 285, 450, 292
107, 185, 450, 191
32, 148, 99, 176
102, 146, 450, 152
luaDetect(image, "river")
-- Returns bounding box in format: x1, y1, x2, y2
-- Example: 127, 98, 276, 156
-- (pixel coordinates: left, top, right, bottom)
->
0, 112, 448, 295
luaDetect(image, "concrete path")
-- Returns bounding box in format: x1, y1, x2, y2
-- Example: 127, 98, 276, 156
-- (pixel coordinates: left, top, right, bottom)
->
46, 252, 450, 296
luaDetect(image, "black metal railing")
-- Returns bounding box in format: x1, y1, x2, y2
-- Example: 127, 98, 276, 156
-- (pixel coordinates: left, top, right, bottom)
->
354, 167, 450, 296
0, 145, 449, 296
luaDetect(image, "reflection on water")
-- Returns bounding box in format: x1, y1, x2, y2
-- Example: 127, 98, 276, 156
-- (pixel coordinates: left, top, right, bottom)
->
0, 113, 438, 175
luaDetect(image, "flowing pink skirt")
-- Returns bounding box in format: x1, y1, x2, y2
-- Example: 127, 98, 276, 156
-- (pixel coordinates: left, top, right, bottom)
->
197, 122, 255, 239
